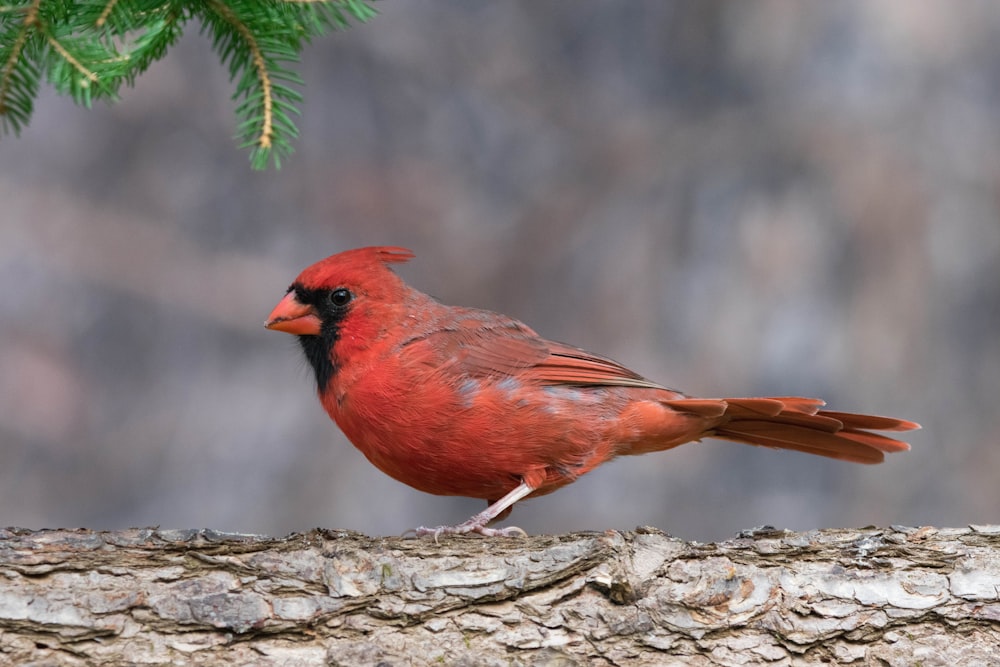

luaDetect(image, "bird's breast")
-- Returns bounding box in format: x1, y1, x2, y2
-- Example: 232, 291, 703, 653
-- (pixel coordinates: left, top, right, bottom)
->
321, 363, 636, 500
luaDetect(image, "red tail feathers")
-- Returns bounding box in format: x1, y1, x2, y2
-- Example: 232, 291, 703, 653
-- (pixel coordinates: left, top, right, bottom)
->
703, 397, 916, 464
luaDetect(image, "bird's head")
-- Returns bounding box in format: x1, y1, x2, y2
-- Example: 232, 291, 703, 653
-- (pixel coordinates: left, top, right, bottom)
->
265, 246, 416, 387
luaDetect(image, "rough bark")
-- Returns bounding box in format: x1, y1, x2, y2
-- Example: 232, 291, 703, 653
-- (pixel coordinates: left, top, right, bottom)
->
0, 525, 998, 666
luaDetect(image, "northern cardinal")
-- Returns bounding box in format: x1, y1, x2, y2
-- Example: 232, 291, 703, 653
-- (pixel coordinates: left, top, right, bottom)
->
266, 246, 918, 537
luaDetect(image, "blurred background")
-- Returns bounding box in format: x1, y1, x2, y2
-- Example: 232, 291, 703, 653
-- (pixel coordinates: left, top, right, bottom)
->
1, 1, 997, 541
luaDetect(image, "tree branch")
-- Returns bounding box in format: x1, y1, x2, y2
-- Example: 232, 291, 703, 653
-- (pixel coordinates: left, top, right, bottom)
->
1, 525, 997, 665
0, 0, 376, 168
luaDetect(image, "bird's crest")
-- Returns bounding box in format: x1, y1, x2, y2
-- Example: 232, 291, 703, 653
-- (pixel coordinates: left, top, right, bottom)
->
295, 246, 415, 288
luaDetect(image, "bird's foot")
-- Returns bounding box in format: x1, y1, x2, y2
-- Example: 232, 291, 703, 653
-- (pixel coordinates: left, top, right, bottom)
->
403, 519, 527, 541
402, 482, 535, 541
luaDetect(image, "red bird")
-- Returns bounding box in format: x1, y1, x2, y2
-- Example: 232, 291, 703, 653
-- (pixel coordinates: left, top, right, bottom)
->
266, 247, 918, 537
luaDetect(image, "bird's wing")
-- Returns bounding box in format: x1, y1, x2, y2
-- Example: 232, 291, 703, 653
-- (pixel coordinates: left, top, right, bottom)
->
403, 313, 670, 390
525, 340, 672, 390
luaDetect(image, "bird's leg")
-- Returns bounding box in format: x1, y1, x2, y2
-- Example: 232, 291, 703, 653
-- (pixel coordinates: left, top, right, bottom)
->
407, 481, 535, 540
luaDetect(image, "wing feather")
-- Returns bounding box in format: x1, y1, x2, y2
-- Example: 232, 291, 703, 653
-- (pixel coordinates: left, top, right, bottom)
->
401, 313, 669, 390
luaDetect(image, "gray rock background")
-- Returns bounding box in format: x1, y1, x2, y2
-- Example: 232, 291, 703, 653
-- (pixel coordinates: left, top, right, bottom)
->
1, 2, 995, 540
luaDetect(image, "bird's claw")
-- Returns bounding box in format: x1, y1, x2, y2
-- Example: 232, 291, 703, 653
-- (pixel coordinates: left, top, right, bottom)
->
402, 522, 527, 541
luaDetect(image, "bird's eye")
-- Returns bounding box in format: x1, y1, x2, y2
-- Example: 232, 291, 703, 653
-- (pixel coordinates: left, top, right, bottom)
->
328, 288, 353, 309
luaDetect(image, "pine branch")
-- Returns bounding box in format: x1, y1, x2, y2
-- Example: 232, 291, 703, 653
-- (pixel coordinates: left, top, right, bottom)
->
0, 0, 42, 134
203, 0, 300, 169
0, 0, 376, 168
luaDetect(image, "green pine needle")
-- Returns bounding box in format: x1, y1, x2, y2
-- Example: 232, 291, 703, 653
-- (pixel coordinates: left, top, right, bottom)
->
0, 0, 377, 169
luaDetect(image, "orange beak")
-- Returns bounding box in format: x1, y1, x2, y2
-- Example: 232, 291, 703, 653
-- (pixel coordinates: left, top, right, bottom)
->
265, 291, 322, 335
